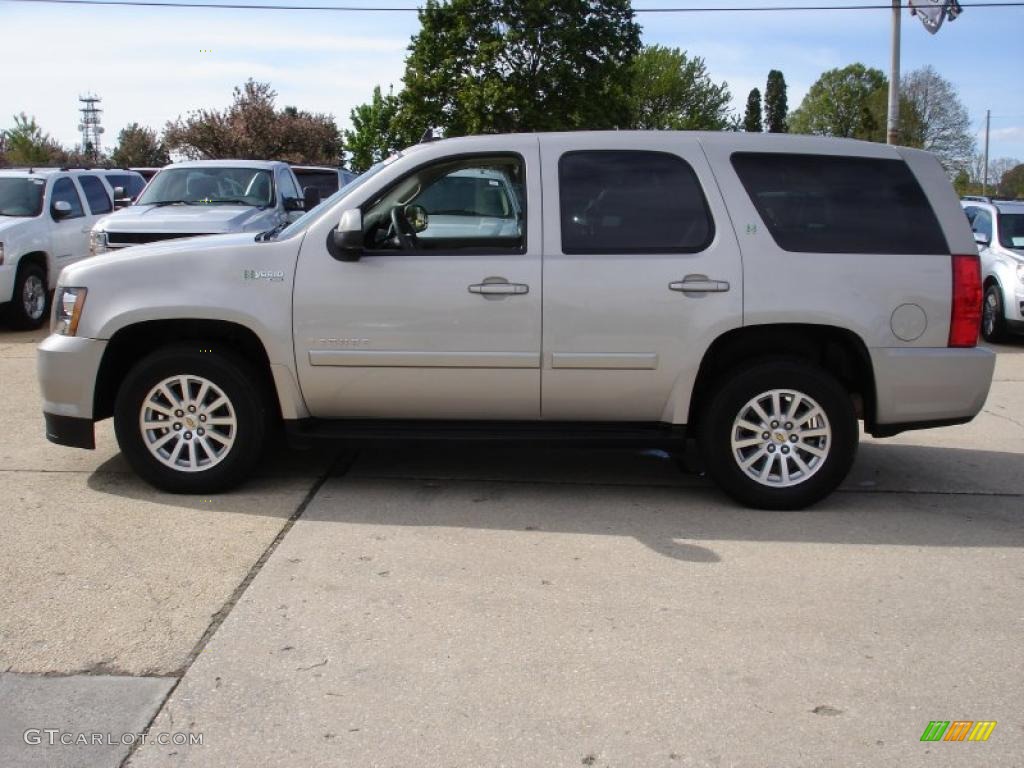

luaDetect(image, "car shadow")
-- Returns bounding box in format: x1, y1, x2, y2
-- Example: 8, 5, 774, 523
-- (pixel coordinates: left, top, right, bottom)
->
86, 438, 1024, 563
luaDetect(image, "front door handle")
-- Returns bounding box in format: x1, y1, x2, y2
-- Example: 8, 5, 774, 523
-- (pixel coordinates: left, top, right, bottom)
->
468, 277, 529, 296
670, 275, 730, 293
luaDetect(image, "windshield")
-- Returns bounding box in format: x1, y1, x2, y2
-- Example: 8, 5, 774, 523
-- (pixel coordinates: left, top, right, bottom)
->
136, 167, 274, 207
999, 212, 1024, 250
0, 177, 45, 217
273, 161, 388, 240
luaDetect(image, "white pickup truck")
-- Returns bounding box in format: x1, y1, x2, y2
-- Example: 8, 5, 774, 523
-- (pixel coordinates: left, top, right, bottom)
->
89, 160, 321, 253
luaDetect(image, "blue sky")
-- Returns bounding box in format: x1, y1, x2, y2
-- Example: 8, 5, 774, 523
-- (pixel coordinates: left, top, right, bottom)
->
1, 0, 1022, 163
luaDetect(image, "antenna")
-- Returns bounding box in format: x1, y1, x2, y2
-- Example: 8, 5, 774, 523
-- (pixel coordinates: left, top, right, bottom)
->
78, 93, 105, 161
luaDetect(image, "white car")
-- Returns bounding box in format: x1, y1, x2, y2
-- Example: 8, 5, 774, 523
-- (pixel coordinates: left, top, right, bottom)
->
961, 199, 1024, 341
90, 160, 320, 253
0, 168, 116, 328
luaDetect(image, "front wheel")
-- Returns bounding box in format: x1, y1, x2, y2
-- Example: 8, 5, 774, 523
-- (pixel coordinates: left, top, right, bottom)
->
699, 360, 857, 510
981, 283, 1008, 343
8, 263, 50, 329
114, 346, 269, 493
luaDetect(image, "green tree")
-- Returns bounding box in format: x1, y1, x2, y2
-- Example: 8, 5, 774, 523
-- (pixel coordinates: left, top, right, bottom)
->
743, 88, 762, 132
627, 45, 732, 130
2, 113, 63, 165
164, 80, 342, 164
864, 87, 922, 146
764, 69, 788, 133
399, 0, 641, 137
789, 64, 887, 139
999, 164, 1024, 199
110, 123, 170, 167
343, 85, 414, 173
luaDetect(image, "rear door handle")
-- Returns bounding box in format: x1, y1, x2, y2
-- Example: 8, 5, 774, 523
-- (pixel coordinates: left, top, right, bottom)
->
469, 278, 529, 296
670, 275, 730, 293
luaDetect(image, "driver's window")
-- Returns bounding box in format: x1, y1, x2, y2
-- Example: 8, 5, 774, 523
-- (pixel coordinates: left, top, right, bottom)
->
362, 155, 525, 253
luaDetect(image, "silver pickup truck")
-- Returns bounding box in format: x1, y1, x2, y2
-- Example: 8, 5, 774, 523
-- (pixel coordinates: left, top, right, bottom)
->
38, 131, 995, 509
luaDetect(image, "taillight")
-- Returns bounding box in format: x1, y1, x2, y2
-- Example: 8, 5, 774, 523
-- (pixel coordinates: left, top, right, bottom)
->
949, 253, 982, 348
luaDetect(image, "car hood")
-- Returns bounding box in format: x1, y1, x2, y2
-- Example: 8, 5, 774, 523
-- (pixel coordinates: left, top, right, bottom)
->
96, 204, 271, 233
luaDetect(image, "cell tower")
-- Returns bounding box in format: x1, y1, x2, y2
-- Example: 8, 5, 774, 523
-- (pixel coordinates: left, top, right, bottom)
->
78, 93, 105, 161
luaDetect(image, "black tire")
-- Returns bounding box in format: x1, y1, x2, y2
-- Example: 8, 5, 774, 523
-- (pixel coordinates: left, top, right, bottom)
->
981, 283, 1008, 344
698, 360, 858, 510
114, 345, 270, 493
8, 262, 50, 330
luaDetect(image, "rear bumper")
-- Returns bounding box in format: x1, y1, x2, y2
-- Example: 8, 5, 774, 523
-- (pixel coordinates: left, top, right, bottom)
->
869, 346, 995, 435
37, 334, 106, 449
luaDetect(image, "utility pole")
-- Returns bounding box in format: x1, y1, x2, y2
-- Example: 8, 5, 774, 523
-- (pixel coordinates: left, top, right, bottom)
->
886, 0, 901, 145
982, 109, 991, 196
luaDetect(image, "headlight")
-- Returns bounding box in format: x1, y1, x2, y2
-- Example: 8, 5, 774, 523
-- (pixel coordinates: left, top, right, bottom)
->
1017, 263, 1024, 285
0, 241, 5, 265
89, 230, 108, 256
53, 287, 87, 336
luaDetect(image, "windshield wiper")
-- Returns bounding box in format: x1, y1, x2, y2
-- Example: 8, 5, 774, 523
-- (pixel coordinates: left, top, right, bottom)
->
207, 199, 254, 206
257, 222, 288, 242
143, 200, 195, 207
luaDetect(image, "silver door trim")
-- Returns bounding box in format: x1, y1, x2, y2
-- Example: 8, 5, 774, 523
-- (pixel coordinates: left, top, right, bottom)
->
550, 352, 659, 370
309, 350, 540, 368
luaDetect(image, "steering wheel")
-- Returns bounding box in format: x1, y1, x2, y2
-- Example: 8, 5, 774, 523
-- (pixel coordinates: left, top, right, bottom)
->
390, 205, 419, 250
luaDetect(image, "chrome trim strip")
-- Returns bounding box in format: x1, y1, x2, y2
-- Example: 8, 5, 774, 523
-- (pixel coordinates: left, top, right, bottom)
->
550, 352, 658, 370
309, 350, 540, 368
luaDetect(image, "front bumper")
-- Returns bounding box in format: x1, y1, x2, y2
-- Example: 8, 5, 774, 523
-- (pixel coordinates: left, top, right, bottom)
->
37, 334, 107, 449
869, 346, 996, 435
0, 264, 15, 304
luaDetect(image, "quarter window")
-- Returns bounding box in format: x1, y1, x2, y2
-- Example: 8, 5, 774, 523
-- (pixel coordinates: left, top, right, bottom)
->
558, 151, 714, 254
50, 177, 85, 220
971, 209, 993, 243
731, 153, 947, 255
78, 175, 113, 214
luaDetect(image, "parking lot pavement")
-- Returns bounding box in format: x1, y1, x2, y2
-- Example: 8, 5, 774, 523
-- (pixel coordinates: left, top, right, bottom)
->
3, 327, 1022, 767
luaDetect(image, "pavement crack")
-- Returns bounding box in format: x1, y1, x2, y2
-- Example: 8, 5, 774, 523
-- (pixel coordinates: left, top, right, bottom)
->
983, 408, 1024, 430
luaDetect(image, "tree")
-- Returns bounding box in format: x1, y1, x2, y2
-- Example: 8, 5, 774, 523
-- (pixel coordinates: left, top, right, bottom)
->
997, 163, 1024, 199
398, 0, 641, 137
343, 86, 414, 173
789, 64, 887, 139
164, 80, 343, 164
2, 113, 63, 165
764, 70, 788, 133
899, 66, 974, 173
627, 45, 732, 130
864, 87, 922, 146
110, 123, 170, 167
743, 88, 762, 132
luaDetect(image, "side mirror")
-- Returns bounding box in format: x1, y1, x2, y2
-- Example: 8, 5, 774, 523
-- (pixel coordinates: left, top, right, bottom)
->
973, 231, 990, 246
284, 196, 305, 212
302, 186, 322, 212
406, 204, 429, 233
114, 186, 125, 199
330, 209, 363, 262
51, 200, 72, 220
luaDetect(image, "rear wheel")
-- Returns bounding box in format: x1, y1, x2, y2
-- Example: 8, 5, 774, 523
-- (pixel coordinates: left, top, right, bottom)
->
981, 283, 1008, 343
114, 346, 269, 493
8, 263, 49, 330
699, 360, 857, 509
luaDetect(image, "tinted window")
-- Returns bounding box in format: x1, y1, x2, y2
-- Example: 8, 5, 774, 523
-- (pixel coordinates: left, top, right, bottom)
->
293, 170, 338, 198
999, 212, 1024, 249
279, 170, 301, 201
50, 177, 84, 220
731, 153, 947, 255
105, 173, 146, 199
559, 151, 713, 254
78, 175, 112, 214
0, 177, 45, 217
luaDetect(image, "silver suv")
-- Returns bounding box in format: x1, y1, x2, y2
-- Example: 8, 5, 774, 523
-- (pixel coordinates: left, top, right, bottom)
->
961, 199, 1024, 341
37, 132, 995, 509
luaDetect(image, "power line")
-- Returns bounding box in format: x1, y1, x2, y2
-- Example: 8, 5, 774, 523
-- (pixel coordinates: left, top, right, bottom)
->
2, 0, 1023, 12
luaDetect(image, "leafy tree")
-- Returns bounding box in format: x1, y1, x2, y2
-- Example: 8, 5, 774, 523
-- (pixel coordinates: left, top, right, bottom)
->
863, 87, 922, 146
900, 66, 974, 173
789, 64, 887, 139
764, 69, 788, 133
164, 80, 343, 164
2, 113, 63, 165
953, 168, 971, 196
998, 163, 1024, 199
110, 123, 170, 167
627, 45, 732, 130
343, 86, 414, 173
398, 0, 641, 137
743, 88, 762, 132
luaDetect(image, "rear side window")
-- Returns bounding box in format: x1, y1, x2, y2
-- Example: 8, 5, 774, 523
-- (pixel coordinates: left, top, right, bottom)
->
78, 175, 112, 214
559, 151, 714, 254
731, 153, 947, 255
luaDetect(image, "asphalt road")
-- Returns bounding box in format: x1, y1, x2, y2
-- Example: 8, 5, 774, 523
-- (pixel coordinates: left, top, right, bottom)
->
1, 326, 1021, 767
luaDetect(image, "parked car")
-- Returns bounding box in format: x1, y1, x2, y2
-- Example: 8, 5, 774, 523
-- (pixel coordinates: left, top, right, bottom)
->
0, 167, 116, 328
90, 160, 321, 253
291, 165, 358, 201
961, 199, 1024, 341
39, 132, 994, 509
